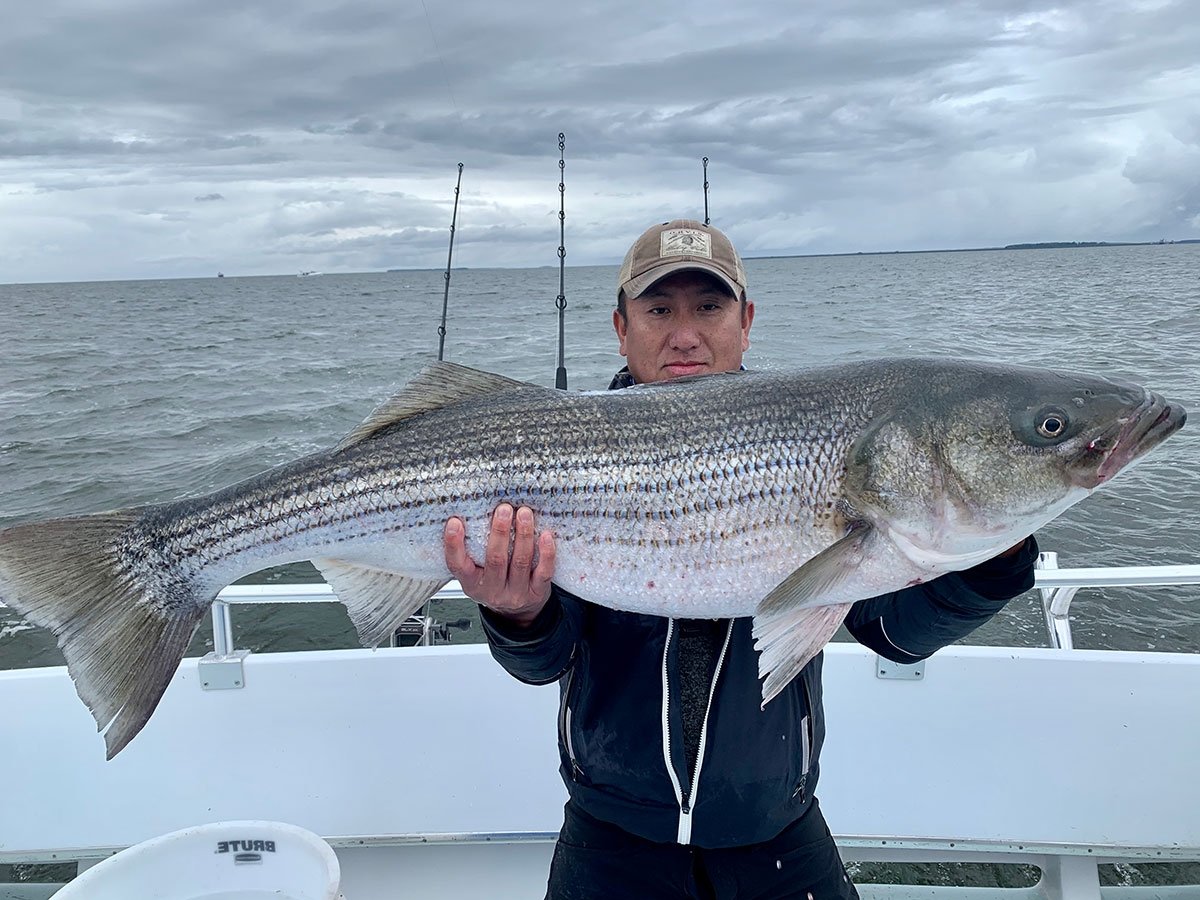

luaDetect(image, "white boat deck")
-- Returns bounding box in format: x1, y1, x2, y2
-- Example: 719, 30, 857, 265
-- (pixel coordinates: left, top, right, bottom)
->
1, 560, 1198, 899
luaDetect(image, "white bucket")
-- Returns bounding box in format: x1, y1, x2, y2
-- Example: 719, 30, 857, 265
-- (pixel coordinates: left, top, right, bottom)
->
53, 820, 342, 900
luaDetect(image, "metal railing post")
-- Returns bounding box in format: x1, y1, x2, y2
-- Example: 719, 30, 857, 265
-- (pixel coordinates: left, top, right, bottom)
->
211, 599, 234, 658
1037, 552, 1074, 649
199, 598, 248, 691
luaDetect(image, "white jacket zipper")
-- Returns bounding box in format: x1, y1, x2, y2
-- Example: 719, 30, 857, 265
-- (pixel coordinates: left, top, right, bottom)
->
660, 619, 686, 837
661, 618, 735, 844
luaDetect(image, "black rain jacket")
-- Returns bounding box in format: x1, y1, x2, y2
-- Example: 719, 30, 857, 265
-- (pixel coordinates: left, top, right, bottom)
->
481, 538, 1038, 848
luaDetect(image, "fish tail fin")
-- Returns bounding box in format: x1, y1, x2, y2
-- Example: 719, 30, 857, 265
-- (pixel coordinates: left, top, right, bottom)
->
0, 510, 209, 759
752, 602, 853, 705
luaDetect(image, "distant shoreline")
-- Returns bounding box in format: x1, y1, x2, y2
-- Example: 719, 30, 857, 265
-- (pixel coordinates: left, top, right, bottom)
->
389, 238, 1200, 271
8, 238, 1199, 286
746, 238, 1200, 262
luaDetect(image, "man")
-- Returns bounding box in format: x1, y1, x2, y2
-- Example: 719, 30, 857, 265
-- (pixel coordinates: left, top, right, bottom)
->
444, 219, 1037, 899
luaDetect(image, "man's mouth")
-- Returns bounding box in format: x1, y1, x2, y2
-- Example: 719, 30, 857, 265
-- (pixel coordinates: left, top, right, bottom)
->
665, 361, 707, 376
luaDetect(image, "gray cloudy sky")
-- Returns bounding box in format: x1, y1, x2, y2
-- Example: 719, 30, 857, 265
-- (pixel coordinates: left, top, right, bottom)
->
2, 0, 1198, 283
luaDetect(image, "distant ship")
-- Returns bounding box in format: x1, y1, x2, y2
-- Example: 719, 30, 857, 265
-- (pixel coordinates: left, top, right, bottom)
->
298, 271, 323, 277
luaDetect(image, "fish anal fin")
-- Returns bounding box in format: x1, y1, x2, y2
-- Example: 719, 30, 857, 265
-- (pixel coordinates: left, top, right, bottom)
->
314, 559, 447, 647
334, 362, 546, 452
752, 603, 853, 707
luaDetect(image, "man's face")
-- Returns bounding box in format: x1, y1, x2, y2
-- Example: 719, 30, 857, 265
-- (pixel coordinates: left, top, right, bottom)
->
613, 271, 755, 385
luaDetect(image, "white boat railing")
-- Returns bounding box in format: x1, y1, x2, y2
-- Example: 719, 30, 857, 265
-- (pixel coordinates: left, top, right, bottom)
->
192, 553, 1200, 659
204, 582, 472, 655
3, 554, 1199, 660
1034, 552, 1200, 649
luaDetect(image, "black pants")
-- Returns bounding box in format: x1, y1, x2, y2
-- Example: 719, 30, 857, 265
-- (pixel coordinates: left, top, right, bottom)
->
545, 798, 859, 900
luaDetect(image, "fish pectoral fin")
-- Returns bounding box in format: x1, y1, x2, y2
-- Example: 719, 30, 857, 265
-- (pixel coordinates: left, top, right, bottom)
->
313, 559, 448, 647
334, 362, 551, 451
750, 523, 875, 705
756, 521, 876, 616
752, 603, 853, 707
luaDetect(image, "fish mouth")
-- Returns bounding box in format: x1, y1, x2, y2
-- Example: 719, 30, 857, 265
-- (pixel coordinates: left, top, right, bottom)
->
1093, 391, 1187, 484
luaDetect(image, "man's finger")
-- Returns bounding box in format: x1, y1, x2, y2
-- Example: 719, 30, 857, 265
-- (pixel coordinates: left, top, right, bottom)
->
479, 504, 515, 595
508, 507, 538, 588
529, 529, 557, 599
443, 518, 482, 589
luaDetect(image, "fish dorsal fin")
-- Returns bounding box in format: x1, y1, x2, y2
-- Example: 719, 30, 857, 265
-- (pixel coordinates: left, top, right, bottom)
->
335, 362, 537, 452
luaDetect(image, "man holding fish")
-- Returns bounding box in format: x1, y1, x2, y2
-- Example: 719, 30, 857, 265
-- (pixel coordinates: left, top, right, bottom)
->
444, 219, 1038, 900
0, 219, 1183, 896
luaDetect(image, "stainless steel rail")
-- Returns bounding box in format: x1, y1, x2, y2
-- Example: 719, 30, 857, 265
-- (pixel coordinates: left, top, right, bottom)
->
1035, 553, 1200, 649
4, 561, 1198, 658
189, 558, 1200, 660
206, 582, 470, 656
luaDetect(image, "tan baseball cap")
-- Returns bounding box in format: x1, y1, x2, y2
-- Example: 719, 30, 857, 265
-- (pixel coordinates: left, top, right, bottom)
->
617, 219, 748, 302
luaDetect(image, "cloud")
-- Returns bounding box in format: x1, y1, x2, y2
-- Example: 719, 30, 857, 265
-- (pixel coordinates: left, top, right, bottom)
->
1, 0, 1198, 282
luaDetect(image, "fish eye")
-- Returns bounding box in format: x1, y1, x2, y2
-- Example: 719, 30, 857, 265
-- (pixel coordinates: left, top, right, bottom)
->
1037, 412, 1068, 438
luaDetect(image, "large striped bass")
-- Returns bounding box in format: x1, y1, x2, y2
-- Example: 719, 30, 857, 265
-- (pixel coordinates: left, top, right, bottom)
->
0, 358, 1186, 758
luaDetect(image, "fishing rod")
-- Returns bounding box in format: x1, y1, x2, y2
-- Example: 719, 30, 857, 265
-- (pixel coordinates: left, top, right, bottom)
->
555, 132, 568, 390
702, 156, 710, 225
436, 162, 465, 361
416, 162, 463, 648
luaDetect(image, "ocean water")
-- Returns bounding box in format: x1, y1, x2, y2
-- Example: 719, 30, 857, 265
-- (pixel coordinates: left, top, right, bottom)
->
0, 244, 1198, 669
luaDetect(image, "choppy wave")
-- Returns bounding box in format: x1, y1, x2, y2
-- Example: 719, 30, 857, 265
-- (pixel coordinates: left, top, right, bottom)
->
1, 246, 1197, 668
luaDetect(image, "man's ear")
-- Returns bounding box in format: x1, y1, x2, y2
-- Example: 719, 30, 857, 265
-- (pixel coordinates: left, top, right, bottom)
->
613, 308, 629, 356
741, 300, 756, 351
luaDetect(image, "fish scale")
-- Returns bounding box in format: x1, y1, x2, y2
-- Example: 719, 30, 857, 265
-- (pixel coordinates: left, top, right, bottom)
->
144, 373, 859, 609
0, 357, 1185, 757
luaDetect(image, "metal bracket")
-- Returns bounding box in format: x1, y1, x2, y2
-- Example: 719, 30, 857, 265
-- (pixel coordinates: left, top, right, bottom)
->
199, 649, 249, 691
875, 656, 924, 680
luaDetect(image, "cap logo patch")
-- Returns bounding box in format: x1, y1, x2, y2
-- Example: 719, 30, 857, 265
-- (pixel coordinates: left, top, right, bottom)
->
659, 228, 712, 260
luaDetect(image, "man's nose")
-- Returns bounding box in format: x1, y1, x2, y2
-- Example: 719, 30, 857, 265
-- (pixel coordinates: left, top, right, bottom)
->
668, 320, 701, 349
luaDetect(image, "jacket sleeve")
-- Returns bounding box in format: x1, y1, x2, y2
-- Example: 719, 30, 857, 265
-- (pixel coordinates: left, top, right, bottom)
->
844, 536, 1040, 662
478, 585, 584, 686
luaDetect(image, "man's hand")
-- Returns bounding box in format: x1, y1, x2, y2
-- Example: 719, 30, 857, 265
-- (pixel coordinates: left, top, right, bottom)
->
444, 504, 556, 629
995, 537, 1031, 559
